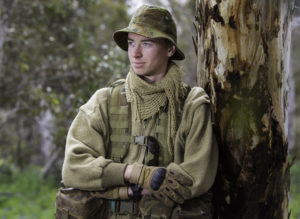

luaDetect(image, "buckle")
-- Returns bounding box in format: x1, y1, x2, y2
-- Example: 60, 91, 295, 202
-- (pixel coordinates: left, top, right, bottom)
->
134, 136, 147, 146
112, 200, 138, 215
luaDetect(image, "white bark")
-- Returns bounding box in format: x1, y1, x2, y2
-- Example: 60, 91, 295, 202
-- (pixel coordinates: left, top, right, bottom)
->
196, 0, 294, 218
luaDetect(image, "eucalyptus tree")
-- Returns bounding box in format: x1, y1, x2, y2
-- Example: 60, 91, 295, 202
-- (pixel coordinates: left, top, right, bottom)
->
195, 0, 294, 218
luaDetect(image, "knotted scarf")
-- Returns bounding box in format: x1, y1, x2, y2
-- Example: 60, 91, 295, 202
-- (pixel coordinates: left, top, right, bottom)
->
125, 62, 185, 156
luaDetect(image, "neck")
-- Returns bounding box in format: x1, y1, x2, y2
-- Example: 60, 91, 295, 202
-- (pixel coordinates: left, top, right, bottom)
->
140, 73, 165, 83
138, 62, 170, 83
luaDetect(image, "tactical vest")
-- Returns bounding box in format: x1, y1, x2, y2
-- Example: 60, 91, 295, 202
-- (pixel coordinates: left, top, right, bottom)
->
106, 79, 171, 167
56, 81, 214, 219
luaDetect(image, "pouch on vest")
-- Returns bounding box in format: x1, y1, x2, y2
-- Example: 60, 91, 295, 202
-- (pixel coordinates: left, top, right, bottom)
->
107, 79, 131, 162
55, 188, 109, 219
171, 191, 213, 219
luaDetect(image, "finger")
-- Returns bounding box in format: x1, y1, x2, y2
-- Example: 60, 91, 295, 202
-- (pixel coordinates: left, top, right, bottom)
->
163, 186, 184, 204
168, 170, 193, 186
166, 179, 192, 199
141, 188, 151, 195
153, 192, 175, 207
176, 186, 191, 200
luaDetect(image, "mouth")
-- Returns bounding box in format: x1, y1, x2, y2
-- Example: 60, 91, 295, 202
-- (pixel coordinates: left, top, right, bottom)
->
132, 62, 145, 68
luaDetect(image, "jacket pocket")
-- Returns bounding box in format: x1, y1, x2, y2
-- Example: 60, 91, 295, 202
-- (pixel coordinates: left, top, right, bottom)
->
171, 192, 213, 219
55, 187, 109, 219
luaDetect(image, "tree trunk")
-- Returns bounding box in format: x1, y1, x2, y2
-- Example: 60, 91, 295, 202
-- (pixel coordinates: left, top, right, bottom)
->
195, 0, 294, 218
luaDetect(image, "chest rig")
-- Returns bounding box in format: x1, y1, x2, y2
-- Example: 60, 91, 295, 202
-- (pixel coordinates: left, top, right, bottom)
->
106, 80, 171, 167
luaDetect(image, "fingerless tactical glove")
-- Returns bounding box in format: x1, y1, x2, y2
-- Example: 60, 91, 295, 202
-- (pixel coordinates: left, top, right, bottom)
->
129, 163, 193, 207
91, 186, 129, 200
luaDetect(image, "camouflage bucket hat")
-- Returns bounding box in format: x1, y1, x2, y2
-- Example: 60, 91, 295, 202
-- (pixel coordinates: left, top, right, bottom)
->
113, 5, 185, 60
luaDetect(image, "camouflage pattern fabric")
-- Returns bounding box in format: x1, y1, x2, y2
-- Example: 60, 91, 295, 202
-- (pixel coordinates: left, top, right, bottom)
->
55, 188, 109, 219
113, 5, 185, 60
171, 192, 213, 219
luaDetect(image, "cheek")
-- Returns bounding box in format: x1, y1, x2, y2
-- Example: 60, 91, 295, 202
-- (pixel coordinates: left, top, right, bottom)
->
154, 51, 169, 63
128, 51, 135, 62
128, 48, 133, 58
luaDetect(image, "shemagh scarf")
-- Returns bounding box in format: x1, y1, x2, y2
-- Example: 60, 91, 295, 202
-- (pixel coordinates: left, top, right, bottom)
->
125, 61, 185, 156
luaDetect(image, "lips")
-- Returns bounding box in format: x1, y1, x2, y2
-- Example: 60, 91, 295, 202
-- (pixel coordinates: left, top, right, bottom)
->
133, 62, 145, 68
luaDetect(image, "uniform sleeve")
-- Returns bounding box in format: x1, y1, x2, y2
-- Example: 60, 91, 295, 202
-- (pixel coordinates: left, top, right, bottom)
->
167, 87, 218, 198
62, 88, 127, 190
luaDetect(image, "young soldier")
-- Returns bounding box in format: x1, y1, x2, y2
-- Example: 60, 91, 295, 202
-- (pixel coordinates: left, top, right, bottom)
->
61, 5, 218, 219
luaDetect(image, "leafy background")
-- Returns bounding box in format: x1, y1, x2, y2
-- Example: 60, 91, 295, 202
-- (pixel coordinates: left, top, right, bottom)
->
0, 0, 299, 218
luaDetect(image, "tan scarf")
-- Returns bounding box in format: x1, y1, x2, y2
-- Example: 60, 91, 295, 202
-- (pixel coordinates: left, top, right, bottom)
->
125, 61, 185, 156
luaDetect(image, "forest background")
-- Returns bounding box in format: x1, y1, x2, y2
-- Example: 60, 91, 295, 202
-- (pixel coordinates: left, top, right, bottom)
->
0, 0, 299, 218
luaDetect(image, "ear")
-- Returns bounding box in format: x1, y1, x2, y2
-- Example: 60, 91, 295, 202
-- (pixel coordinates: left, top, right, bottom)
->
167, 44, 176, 58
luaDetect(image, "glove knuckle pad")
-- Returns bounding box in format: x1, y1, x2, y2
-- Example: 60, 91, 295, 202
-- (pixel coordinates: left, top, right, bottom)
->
150, 168, 166, 191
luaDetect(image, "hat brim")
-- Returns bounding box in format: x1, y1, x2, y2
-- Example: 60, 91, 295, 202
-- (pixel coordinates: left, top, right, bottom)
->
113, 26, 185, 60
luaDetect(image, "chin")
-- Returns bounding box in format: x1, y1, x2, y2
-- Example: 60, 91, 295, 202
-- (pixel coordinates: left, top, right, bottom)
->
133, 69, 146, 75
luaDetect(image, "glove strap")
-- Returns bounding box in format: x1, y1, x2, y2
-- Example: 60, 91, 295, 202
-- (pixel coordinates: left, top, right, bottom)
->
129, 163, 144, 184
119, 187, 129, 199
130, 184, 143, 200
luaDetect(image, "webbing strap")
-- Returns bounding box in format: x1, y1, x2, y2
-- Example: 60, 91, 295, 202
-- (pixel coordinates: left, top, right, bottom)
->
108, 81, 169, 164
118, 187, 129, 200
129, 163, 144, 184
108, 82, 130, 162
110, 106, 128, 114
110, 120, 128, 128
134, 136, 148, 146
110, 135, 134, 143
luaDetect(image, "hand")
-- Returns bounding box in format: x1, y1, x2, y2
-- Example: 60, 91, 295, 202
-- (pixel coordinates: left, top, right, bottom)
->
128, 163, 193, 207
128, 187, 151, 196
91, 186, 129, 200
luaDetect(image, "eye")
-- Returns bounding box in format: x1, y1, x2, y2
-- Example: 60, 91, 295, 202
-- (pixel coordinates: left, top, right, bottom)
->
142, 42, 152, 47
128, 41, 135, 47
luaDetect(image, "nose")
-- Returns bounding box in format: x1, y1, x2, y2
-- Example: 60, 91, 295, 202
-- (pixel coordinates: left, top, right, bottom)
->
132, 44, 142, 58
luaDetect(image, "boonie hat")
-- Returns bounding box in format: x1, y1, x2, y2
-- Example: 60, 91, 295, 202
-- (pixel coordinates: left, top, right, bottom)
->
113, 5, 185, 60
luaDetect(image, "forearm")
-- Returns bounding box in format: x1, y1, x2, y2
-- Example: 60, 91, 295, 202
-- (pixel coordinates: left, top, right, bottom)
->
124, 164, 133, 182
62, 89, 131, 190
124, 164, 151, 196
172, 99, 218, 197
62, 152, 128, 190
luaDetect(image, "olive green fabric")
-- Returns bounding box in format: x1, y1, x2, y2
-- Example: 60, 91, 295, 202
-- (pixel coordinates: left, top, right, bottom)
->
62, 68, 218, 217
62, 84, 218, 194
108, 80, 173, 170
55, 188, 108, 219
62, 86, 128, 190
125, 62, 185, 156
113, 4, 184, 60
129, 163, 193, 207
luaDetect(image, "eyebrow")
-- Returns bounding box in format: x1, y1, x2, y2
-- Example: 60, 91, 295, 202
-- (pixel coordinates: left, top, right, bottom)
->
127, 38, 156, 43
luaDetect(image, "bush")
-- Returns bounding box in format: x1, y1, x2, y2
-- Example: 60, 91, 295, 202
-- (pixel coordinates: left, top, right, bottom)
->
290, 159, 300, 219
0, 166, 58, 218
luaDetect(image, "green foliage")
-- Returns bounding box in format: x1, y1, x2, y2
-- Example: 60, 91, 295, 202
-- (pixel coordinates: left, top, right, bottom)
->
0, 0, 129, 171
0, 166, 58, 218
290, 159, 300, 219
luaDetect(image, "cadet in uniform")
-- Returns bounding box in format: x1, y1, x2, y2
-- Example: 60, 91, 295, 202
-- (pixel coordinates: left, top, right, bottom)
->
61, 4, 218, 219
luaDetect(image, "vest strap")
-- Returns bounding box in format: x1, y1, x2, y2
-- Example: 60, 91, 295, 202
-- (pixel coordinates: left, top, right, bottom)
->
111, 200, 139, 215
129, 163, 144, 184
134, 136, 147, 146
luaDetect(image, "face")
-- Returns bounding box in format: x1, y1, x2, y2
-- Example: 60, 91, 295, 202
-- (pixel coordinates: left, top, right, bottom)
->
127, 33, 175, 82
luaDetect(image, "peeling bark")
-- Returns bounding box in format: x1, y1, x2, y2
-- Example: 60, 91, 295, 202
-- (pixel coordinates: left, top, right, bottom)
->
195, 0, 294, 218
